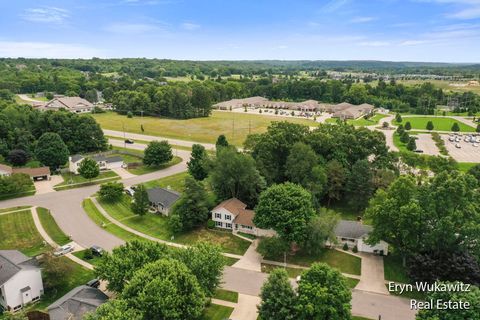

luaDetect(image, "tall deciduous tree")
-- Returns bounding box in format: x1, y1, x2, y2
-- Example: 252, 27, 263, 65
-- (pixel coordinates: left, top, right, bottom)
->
258, 268, 298, 320
98, 182, 124, 203
254, 182, 315, 244
303, 209, 340, 255
143, 140, 173, 166
35, 132, 69, 170
78, 158, 100, 180
7, 149, 28, 166
285, 142, 319, 186
346, 159, 374, 211
131, 184, 149, 216
84, 300, 142, 320
326, 160, 347, 206
187, 144, 209, 180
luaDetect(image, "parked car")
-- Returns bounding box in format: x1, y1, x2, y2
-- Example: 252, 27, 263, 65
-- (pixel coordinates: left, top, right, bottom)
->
124, 187, 135, 196
414, 149, 424, 153
54, 244, 74, 256
125, 139, 134, 144
86, 279, 100, 288
90, 245, 104, 256
455, 143, 461, 148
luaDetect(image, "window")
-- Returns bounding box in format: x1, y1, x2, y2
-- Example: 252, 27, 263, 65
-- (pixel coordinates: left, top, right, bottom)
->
242, 225, 253, 230
226, 223, 232, 229
215, 221, 223, 227
215, 213, 221, 219
225, 215, 231, 221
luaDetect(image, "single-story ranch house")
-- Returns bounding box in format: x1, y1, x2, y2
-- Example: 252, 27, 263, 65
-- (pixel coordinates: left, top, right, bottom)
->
328, 220, 389, 255
329, 102, 375, 120
0, 250, 44, 312
42, 97, 94, 113
0, 164, 51, 181
211, 198, 275, 236
48, 285, 108, 320
68, 154, 124, 174
146, 187, 181, 216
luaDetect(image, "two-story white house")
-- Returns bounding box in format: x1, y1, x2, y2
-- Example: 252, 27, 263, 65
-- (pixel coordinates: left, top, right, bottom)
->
211, 198, 275, 237
0, 250, 44, 312
68, 154, 124, 174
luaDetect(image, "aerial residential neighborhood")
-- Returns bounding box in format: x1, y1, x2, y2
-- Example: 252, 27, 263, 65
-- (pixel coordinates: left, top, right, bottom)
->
1, 1, 480, 320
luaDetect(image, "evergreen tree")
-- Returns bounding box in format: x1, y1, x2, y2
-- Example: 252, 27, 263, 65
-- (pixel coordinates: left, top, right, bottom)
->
215, 134, 229, 151
395, 113, 402, 123
187, 144, 209, 180
131, 184, 149, 215
407, 137, 417, 151
451, 122, 460, 132
426, 121, 434, 131
400, 131, 410, 143
405, 121, 412, 130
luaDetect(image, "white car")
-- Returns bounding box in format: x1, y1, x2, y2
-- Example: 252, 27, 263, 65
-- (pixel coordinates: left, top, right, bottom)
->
124, 187, 135, 196
455, 143, 462, 149
474, 143, 479, 147
54, 244, 74, 256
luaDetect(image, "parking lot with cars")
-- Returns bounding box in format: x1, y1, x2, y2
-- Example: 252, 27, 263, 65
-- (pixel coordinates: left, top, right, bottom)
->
414, 134, 440, 156
442, 133, 480, 162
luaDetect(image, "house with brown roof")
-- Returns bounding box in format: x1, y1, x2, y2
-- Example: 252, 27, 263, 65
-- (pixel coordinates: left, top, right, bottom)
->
331, 102, 375, 120
211, 198, 275, 236
0, 164, 50, 181
43, 97, 94, 113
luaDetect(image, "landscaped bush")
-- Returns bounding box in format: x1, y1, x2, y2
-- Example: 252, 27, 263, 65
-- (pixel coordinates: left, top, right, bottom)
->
342, 243, 349, 251
352, 246, 358, 253
431, 132, 448, 156
0, 173, 34, 198
257, 236, 290, 258
84, 250, 93, 260
207, 219, 215, 229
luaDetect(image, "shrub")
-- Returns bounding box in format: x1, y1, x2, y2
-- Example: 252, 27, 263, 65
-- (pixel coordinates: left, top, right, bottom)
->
342, 243, 349, 251
405, 121, 411, 130
352, 246, 358, 253
257, 236, 289, 258
127, 111, 133, 118
207, 219, 215, 229
84, 250, 93, 260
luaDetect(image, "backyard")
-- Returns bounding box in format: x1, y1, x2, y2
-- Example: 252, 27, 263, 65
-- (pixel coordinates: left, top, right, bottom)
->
93, 110, 316, 146
393, 116, 475, 132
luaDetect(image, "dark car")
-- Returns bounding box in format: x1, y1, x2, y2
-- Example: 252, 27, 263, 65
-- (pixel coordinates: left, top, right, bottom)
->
414, 149, 424, 153
90, 245, 104, 256
86, 279, 100, 288
125, 139, 134, 144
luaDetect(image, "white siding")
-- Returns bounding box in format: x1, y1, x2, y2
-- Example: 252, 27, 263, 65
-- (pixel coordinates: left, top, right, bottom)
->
211, 207, 235, 230
358, 238, 389, 255
1, 269, 43, 311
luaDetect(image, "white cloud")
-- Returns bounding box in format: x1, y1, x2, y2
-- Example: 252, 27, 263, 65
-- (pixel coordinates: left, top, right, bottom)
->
105, 22, 164, 34
358, 41, 390, 47
0, 41, 104, 58
400, 40, 431, 46
350, 16, 375, 23
418, 0, 480, 19
181, 22, 200, 30
21, 7, 69, 24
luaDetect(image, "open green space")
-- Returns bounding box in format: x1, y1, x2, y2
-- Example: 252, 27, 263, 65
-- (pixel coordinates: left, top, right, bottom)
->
0, 206, 31, 213
0, 210, 50, 256
263, 248, 361, 275
213, 289, 238, 303
72, 249, 104, 266
37, 207, 70, 246
384, 253, 410, 283
348, 113, 389, 126
0, 187, 36, 201
55, 171, 120, 190
107, 136, 195, 152
127, 156, 182, 175
143, 171, 189, 191
82, 198, 145, 242
201, 304, 234, 320
458, 162, 478, 172
93, 110, 316, 146
393, 116, 475, 132
98, 195, 250, 255
109, 152, 143, 164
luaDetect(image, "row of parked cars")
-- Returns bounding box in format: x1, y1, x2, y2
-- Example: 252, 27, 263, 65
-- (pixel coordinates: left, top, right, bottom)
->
448, 133, 480, 148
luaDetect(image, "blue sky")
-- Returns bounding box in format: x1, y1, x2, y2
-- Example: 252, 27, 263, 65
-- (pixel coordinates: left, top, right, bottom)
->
0, 0, 479, 62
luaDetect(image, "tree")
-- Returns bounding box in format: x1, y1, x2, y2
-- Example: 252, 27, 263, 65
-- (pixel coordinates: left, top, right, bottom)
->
257, 236, 290, 258
345, 160, 374, 211
122, 259, 205, 320
210, 147, 266, 207
254, 182, 316, 244
7, 149, 28, 166
143, 140, 173, 166
303, 210, 340, 255
407, 137, 417, 151
35, 132, 69, 170
98, 182, 124, 203
400, 131, 410, 143
285, 142, 319, 187
170, 176, 209, 232
78, 158, 100, 180
396, 124, 404, 135
395, 113, 402, 123
296, 263, 352, 320
325, 160, 347, 205
405, 121, 412, 130
258, 269, 298, 320
426, 121, 434, 131
476, 124, 480, 133
187, 144, 209, 180
131, 184, 149, 215
416, 282, 480, 320
467, 163, 480, 183
84, 300, 142, 320
39, 252, 74, 290
215, 134, 229, 151
451, 122, 460, 132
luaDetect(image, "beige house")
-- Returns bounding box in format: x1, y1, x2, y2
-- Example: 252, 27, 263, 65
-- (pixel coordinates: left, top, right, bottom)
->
331, 102, 375, 120
0, 164, 50, 181
212, 97, 325, 112
211, 198, 275, 236
43, 97, 94, 113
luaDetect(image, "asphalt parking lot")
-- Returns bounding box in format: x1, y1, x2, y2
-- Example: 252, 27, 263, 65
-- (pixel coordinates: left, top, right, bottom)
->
442, 134, 480, 162
415, 134, 440, 156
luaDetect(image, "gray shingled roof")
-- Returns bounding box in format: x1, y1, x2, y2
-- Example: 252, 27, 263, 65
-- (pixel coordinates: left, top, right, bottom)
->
0, 250, 39, 286
147, 187, 181, 209
70, 155, 84, 163
48, 285, 108, 320
71, 155, 123, 164
334, 220, 372, 239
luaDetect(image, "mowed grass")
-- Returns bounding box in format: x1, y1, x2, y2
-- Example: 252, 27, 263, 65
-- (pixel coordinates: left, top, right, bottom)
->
213, 289, 239, 303
263, 248, 361, 275
57, 171, 119, 186
394, 116, 475, 132
201, 304, 234, 320
127, 156, 182, 175
0, 210, 49, 256
98, 195, 250, 255
93, 111, 317, 146
72, 249, 104, 266
37, 207, 70, 246
384, 253, 410, 283
143, 172, 189, 191
0, 206, 31, 213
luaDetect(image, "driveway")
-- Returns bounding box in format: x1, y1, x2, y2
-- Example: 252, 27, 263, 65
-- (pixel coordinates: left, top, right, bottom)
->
232, 239, 261, 272
355, 253, 389, 295
34, 175, 63, 194
111, 167, 136, 179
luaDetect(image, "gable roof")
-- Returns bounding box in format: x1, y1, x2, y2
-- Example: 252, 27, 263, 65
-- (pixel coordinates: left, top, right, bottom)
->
46, 97, 94, 111
334, 220, 372, 239
0, 250, 39, 286
233, 209, 255, 227
147, 187, 181, 209
48, 285, 108, 320
12, 167, 50, 177
71, 154, 124, 164
212, 198, 247, 216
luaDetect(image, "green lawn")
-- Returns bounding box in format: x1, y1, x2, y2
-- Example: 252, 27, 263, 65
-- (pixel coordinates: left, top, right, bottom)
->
201, 304, 234, 320
458, 162, 478, 172
384, 253, 410, 283
224, 256, 239, 266
107, 135, 195, 152
0, 210, 50, 256
82, 198, 145, 242
143, 171, 189, 191
0, 187, 36, 201
93, 110, 316, 146
394, 116, 475, 132
55, 171, 120, 190
127, 156, 182, 175
30, 257, 94, 311
349, 114, 389, 126
37, 207, 70, 246
98, 195, 251, 255
72, 249, 104, 266
110, 152, 143, 164
0, 206, 31, 213
263, 248, 361, 275
213, 289, 238, 303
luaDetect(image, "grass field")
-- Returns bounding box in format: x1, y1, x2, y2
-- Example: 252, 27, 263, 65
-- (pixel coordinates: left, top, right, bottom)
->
458, 162, 477, 172
127, 156, 182, 175
394, 116, 475, 132
72, 249, 104, 266
201, 304, 234, 320
93, 110, 316, 146
396, 79, 480, 95
213, 289, 239, 303
0, 187, 36, 201
384, 253, 410, 283
264, 248, 361, 275
107, 136, 195, 152
0, 210, 49, 256
0, 206, 30, 213
98, 195, 250, 255
37, 207, 70, 246
143, 171, 189, 191
327, 114, 389, 127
